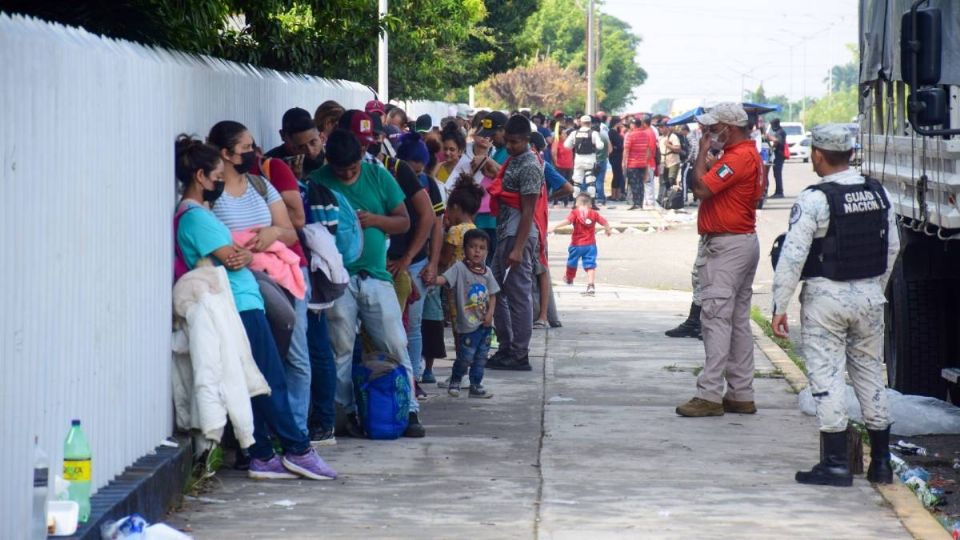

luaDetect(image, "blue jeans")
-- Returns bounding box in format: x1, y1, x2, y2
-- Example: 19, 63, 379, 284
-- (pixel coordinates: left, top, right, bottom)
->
406, 258, 427, 380
239, 309, 310, 460
595, 159, 608, 203
452, 326, 493, 386
285, 266, 312, 434
325, 275, 419, 414
307, 310, 337, 431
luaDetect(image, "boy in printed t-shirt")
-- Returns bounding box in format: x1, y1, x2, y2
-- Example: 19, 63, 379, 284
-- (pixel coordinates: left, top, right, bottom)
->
549, 193, 612, 296
430, 229, 500, 398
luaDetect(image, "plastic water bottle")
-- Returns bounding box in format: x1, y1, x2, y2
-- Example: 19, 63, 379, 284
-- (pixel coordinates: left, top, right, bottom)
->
62, 420, 91, 522
32, 436, 49, 539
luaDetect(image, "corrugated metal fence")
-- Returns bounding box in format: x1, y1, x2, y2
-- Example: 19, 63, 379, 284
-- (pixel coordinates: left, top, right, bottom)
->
0, 13, 462, 535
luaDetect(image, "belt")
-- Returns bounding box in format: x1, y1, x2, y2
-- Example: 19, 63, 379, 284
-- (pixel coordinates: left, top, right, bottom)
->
702, 232, 739, 240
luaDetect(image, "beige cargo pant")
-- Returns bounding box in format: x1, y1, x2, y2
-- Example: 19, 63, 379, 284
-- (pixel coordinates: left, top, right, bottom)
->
800, 281, 890, 432
691, 235, 706, 306
697, 233, 760, 403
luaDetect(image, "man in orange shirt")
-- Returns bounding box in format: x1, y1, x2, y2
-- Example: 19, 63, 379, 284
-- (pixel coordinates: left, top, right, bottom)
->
676, 103, 764, 417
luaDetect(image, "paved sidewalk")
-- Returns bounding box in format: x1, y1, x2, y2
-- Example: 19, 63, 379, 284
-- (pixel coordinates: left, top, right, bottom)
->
170, 286, 909, 539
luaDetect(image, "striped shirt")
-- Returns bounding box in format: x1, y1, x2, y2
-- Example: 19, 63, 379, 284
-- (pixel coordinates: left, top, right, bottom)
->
212, 176, 282, 231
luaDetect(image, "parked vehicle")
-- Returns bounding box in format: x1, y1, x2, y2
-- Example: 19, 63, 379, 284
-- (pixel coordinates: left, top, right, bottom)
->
860, 0, 960, 402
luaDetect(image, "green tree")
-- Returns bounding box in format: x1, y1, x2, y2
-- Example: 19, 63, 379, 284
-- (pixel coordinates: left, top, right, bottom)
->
516, 0, 646, 112
3, 0, 490, 100
823, 44, 859, 93
463, 0, 540, 78
803, 85, 858, 127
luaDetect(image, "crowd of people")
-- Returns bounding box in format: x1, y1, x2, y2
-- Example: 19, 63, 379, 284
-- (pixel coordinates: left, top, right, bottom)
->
172, 99, 593, 481
172, 95, 884, 489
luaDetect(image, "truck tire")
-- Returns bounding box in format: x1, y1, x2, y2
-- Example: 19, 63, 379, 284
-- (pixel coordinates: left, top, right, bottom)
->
884, 259, 947, 397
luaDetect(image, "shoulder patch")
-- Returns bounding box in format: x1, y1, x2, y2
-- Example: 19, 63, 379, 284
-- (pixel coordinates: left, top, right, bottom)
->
789, 203, 802, 225
717, 164, 734, 179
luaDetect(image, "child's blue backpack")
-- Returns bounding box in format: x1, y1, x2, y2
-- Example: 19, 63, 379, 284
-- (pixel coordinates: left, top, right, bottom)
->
352, 352, 410, 439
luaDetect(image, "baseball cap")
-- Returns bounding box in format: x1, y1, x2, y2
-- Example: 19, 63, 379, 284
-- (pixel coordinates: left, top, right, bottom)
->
365, 99, 385, 115
349, 111, 377, 145
553, 109, 564, 118
696, 102, 749, 127
811, 124, 855, 152
415, 114, 433, 133
579, 114, 592, 123
477, 111, 508, 137
281, 107, 316, 135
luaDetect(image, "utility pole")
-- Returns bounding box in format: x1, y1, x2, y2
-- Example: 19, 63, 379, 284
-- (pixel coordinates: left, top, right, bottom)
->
378, 0, 389, 103
586, 0, 595, 113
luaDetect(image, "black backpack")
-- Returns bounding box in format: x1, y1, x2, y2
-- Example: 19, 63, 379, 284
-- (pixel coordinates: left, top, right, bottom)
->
676, 133, 690, 162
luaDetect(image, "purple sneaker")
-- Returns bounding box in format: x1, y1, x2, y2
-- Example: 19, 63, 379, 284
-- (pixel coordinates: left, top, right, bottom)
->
248, 454, 298, 480
282, 448, 337, 480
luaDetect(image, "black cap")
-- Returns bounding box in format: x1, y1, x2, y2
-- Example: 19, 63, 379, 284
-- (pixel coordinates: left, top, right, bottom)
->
477, 111, 508, 137
281, 107, 315, 135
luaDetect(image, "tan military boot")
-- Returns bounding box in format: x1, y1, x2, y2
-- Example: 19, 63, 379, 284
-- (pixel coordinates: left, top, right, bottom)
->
675, 397, 724, 417
722, 398, 757, 414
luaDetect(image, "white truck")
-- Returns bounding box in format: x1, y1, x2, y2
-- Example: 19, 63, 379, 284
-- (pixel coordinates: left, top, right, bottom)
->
860, 0, 960, 400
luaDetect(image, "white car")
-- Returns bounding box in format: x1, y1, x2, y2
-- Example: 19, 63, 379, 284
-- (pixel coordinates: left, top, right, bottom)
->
790, 136, 811, 162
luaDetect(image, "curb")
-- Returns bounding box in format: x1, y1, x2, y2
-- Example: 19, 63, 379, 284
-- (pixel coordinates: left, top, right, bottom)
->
750, 321, 807, 393
750, 321, 951, 540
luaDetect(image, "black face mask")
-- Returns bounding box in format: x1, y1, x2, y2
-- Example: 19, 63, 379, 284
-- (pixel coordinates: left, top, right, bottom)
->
368, 142, 383, 157
234, 151, 257, 174
203, 180, 225, 204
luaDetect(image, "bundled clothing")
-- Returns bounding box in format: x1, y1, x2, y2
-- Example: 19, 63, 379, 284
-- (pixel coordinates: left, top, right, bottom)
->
231, 230, 306, 300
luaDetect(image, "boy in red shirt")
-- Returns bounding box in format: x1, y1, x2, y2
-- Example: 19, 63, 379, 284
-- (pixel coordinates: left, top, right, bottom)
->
550, 193, 612, 296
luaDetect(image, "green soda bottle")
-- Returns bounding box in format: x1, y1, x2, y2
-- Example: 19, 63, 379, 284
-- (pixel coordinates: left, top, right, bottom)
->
62, 419, 91, 522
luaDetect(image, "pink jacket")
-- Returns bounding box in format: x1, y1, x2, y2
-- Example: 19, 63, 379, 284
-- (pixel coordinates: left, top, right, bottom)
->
231, 230, 306, 300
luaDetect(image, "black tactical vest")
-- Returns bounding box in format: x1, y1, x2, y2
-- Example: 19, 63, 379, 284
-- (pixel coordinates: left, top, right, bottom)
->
801, 177, 890, 281
574, 130, 596, 155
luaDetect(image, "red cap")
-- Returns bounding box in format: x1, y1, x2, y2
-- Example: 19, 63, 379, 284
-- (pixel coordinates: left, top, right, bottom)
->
365, 100, 385, 115
350, 111, 377, 145
553, 109, 564, 118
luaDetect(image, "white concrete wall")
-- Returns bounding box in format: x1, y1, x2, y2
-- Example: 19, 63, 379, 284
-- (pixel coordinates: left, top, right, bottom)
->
0, 13, 460, 535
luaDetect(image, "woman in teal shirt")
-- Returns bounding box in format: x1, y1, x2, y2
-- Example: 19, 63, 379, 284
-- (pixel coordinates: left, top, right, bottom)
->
174, 135, 335, 481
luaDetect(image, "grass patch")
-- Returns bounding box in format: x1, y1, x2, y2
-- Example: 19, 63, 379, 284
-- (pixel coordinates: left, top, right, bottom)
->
663, 364, 703, 376
754, 368, 786, 379
184, 443, 224, 496
750, 306, 807, 374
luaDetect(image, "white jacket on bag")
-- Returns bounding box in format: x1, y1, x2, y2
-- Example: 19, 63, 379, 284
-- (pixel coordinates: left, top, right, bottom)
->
302, 223, 350, 312
171, 265, 270, 449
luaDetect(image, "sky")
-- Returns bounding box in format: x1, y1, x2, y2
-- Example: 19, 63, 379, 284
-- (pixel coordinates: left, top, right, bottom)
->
599, 0, 859, 113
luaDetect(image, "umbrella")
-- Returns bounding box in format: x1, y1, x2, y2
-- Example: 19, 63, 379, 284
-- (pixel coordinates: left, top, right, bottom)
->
666, 102, 782, 126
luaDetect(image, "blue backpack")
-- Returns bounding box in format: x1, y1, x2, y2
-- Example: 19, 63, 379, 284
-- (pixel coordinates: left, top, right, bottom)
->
305, 181, 363, 265
352, 352, 410, 439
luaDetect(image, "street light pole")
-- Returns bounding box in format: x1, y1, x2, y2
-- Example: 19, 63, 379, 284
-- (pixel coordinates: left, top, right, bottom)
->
378, 0, 389, 103
586, 0, 595, 113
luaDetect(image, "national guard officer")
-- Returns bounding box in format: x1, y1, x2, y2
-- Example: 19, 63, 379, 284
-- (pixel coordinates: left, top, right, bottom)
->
771, 124, 901, 486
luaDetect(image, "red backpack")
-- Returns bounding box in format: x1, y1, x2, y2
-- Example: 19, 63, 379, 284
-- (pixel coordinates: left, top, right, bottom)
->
172, 203, 197, 282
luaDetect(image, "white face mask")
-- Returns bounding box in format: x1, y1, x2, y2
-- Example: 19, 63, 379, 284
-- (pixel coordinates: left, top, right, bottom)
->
709, 126, 729, 152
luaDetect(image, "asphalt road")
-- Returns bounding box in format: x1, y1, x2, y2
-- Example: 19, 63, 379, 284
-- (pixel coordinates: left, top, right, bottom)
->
547, 159, 818, 321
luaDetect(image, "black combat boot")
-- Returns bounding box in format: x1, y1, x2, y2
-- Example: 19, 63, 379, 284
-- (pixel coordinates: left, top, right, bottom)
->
867, 427, 893, 484
665, 303, 702, 338
796, 431, 853, 487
